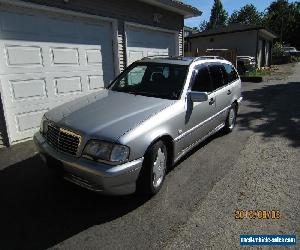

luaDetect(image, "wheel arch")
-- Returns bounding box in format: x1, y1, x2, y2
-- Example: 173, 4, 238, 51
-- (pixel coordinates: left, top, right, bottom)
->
145, 134, 175, 168
232, 99, 239, 111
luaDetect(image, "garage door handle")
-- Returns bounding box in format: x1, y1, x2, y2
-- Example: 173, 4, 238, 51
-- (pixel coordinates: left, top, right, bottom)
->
227, 90, 232, 95
209, 98, 215, 105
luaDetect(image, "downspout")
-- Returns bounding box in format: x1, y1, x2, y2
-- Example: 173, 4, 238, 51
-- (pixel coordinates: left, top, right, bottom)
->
270, 40, 273, 66
255, 30, 259, 68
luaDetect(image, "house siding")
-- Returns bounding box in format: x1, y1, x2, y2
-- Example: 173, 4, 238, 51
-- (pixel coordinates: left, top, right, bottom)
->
179, 28, 184, 56
188, 30, 258, 57
21, 0, 182, 31
118, 32, 127, 73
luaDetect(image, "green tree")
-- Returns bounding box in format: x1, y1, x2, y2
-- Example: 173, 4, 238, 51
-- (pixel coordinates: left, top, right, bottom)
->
198, 20, 209, 32
228, 4, 264, 25
264, 0, 300, 47
208, 0, 228, 29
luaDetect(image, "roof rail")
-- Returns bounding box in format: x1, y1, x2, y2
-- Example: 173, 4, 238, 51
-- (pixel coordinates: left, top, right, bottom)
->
141, 55, 171, 60
192, 56, 225, 63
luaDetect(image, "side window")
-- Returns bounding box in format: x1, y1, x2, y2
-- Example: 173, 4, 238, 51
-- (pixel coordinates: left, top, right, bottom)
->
124, 65, 147, 86
192, 66, 212, 92
223, 63, 239, 83
209, 65, 224, 90
150, 66, 169, 81
220, 66, 229, 85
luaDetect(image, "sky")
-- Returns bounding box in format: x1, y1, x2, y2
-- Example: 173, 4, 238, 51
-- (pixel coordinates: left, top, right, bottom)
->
183, 0, 294, 28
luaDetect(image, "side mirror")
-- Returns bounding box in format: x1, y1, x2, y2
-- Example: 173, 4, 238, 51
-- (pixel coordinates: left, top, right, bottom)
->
188, 91, 208, 103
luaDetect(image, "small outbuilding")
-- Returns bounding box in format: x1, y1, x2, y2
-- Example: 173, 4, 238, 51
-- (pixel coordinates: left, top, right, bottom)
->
185, 24, 277, 68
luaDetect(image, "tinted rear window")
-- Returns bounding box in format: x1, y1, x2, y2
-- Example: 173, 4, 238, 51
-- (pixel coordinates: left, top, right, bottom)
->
209, 65, 224, 90
223, 63, 239, 83
192, 66, 212, 92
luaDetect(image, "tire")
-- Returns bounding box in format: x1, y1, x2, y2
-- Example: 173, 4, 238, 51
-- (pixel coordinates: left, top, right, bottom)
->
224, 103, 238, 133
137, 140, 168, 196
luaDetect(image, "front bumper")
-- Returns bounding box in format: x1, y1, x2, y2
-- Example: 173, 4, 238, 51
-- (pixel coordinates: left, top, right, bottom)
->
34, 132, 143, 195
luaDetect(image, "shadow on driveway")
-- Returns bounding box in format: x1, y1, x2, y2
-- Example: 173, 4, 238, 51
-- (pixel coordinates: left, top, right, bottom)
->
238, 81, 300, 147
0, 155, 149, 250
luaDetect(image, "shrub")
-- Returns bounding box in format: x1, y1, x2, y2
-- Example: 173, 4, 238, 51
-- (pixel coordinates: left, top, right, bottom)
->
272, 42, 284, 56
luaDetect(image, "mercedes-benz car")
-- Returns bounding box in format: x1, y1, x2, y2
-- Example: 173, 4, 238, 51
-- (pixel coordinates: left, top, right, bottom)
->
34, 57, 242, 196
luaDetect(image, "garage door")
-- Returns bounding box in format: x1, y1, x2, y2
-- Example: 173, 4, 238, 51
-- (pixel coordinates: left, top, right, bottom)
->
126, 25, 177, 65
0, 7, 115, 144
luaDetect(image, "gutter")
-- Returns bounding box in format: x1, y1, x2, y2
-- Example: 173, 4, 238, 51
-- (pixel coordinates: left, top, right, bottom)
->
139, 0, 202, 18
189, 27, 277, 39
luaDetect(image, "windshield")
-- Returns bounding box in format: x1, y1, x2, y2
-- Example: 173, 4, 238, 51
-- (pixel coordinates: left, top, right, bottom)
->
109, 63, 189, 100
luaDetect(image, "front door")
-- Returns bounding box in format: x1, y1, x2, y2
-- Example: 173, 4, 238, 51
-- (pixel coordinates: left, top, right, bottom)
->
180, 64, 218, 150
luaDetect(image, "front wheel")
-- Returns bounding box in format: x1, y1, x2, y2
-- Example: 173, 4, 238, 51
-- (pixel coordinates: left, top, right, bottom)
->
137, 141, 168, 195
224, 103, 237, 133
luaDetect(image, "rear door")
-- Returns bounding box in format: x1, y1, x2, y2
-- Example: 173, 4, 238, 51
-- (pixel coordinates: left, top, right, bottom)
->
208, 63, 226, 112
208, 63, 239, 124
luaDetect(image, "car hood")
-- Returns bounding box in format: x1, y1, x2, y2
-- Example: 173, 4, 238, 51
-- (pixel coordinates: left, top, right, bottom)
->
45, 90, 175, 141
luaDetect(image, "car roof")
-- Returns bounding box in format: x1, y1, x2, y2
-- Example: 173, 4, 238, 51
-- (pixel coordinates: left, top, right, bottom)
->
138, 56, 231, 66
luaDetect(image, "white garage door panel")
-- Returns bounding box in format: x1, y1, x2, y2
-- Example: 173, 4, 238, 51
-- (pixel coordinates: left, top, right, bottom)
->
6, 45, 43, 66
11, 79, 47, 100
17, 110, 47, 132
88, 75, 104, 90
0, 8, 115, 143
51, 48, 79, 65
126, 26, 176, 65
55, 77, 82, 95
86, 49, 103, 65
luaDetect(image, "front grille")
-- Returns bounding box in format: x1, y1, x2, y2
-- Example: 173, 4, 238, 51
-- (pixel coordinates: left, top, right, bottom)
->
46, 124, 81, 156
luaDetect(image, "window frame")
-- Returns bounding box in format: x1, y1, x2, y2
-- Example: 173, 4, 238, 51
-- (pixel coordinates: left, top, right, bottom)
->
190, 63, 213, 94
207, 62, 239, 93
221, 63, 239, 85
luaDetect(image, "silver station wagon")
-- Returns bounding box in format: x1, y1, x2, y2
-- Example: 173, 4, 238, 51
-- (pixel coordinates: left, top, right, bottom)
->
34, 57, 242, 196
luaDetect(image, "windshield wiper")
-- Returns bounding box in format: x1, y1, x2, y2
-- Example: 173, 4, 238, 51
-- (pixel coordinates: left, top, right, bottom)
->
133, 91, 173, 99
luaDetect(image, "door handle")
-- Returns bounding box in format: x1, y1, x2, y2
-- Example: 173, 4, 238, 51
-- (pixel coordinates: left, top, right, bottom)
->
227, 90, 232, 95
209, 98, 215, 105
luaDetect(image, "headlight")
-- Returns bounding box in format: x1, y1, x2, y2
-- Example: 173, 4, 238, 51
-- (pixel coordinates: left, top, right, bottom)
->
40, 115, 48, 135
83, 140, 130, 164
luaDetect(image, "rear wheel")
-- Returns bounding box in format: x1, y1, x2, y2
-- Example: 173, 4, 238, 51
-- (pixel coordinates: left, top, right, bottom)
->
137, 140, 167, 195
224, 103, 237, 133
